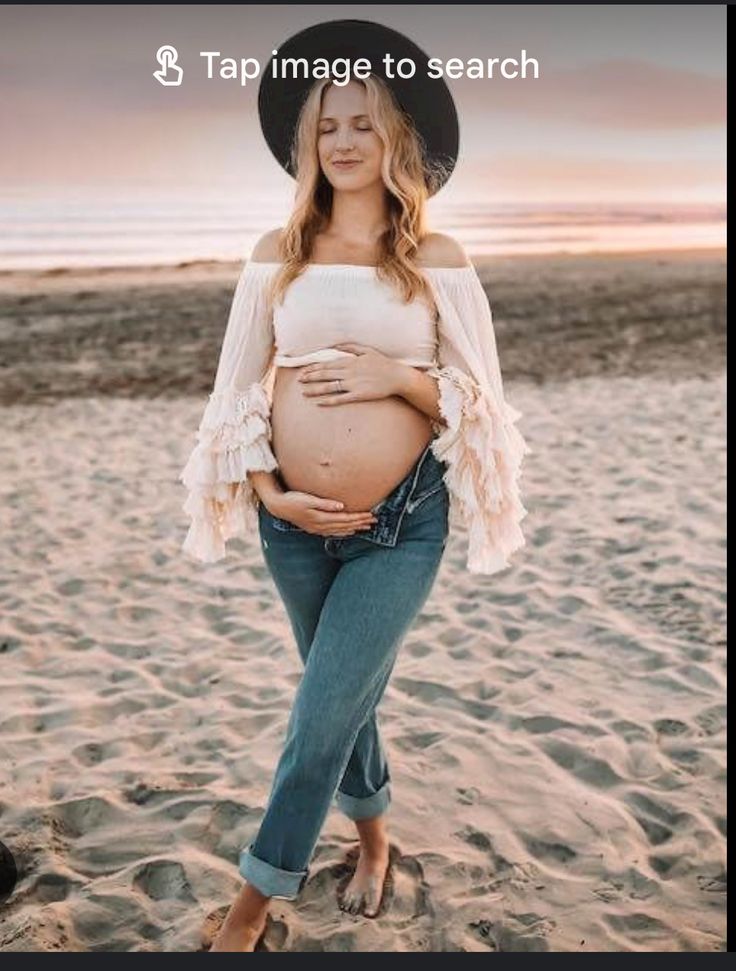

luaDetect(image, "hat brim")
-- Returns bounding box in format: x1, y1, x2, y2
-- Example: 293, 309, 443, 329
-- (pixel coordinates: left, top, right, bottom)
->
257, 19, 459, 196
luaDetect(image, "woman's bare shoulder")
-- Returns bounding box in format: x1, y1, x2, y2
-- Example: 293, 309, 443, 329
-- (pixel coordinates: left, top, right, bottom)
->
415, 233, 471, 269
250, 228, 285, 264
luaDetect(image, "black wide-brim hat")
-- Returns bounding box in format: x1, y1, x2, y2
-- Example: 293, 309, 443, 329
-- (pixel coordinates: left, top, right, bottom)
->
258, 19, 459, 196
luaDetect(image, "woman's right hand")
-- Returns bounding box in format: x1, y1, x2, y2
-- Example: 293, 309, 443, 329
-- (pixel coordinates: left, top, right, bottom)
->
266, 491, 378, 537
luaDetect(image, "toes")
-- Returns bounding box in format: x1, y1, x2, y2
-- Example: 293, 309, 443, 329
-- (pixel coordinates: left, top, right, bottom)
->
342, 895, 357, 914
347, 889, 363, 915
340, 882, 360, 914
340, 876, 384, 917
363, 877, 383, 917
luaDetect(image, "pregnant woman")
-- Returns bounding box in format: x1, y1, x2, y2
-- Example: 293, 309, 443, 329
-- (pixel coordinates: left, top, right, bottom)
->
180, 19, 530, 952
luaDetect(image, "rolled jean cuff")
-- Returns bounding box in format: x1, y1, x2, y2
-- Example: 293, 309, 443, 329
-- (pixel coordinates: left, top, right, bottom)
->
334, 780, 391, 821
239, 843, 309, 900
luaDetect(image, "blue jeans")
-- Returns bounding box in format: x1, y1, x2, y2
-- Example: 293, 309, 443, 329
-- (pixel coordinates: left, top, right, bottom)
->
239, 441, 449, 899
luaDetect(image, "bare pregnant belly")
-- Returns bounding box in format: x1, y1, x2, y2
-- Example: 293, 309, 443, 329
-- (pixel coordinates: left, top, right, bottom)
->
270, 365, 435, 512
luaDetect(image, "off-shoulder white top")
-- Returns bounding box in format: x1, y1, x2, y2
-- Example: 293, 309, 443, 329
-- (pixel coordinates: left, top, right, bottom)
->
272, 262, 438, 369
180, 260, 531, 575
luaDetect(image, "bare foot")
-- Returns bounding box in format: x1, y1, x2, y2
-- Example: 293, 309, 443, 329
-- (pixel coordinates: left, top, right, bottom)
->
209, 882, 270, 952
340, 815, 390, 917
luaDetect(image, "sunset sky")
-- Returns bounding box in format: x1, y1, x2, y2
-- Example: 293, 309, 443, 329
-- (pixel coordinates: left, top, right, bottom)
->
2, 4, 726, 211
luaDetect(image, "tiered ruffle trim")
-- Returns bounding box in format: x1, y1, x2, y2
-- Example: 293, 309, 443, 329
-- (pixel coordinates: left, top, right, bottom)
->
180, 370, 530, 575
427, 365, 531, 575
179, 383, 278, 563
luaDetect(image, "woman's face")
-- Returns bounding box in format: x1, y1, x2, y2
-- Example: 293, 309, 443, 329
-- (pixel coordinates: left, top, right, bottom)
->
317, 80, 385, 192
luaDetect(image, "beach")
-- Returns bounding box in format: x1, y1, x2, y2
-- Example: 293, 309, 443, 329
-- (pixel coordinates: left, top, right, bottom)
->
0, 248, 726, 405
0, 248, 726, 952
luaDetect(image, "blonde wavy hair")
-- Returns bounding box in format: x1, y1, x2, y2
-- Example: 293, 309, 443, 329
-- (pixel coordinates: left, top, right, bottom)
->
268, 73, 449, 308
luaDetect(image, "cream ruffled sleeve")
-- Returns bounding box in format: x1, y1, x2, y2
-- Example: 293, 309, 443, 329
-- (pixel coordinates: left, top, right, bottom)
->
423, 265, 531, 575
179, 260, 279, 563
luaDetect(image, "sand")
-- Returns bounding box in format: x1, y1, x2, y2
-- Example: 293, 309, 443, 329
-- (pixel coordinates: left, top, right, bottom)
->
0, 250, 726, 952
0, 248, 726, 405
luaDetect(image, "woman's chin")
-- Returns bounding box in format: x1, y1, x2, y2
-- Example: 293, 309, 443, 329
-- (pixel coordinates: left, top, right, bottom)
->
323, 167, 382, 191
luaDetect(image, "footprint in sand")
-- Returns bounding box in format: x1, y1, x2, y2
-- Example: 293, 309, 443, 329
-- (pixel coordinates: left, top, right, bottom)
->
132, 859, 196, 903
296, 842, 433, 931
519, 832, 577, 865
28, 869, 80, 904
453, 825, 514, 876
469, 912, 555, 952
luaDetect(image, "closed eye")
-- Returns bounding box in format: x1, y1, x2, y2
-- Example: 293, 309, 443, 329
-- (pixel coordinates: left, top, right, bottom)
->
319, 125, 372, 134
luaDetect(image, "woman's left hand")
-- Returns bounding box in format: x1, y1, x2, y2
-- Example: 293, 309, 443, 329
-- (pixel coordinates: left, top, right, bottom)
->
298, 343, 410, 405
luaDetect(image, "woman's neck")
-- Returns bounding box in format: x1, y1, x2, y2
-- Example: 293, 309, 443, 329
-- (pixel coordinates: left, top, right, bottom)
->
326, 185, 390, 247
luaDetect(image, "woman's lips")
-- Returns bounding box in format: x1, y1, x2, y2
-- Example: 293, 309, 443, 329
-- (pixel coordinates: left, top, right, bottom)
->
332, 160, 362, 168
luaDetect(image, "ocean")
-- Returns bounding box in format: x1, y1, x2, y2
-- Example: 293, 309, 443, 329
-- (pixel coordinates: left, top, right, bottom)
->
0, 190, 725, 271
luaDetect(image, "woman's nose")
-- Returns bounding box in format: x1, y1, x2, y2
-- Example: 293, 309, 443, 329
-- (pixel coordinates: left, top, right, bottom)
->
335, 127, 355, 151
